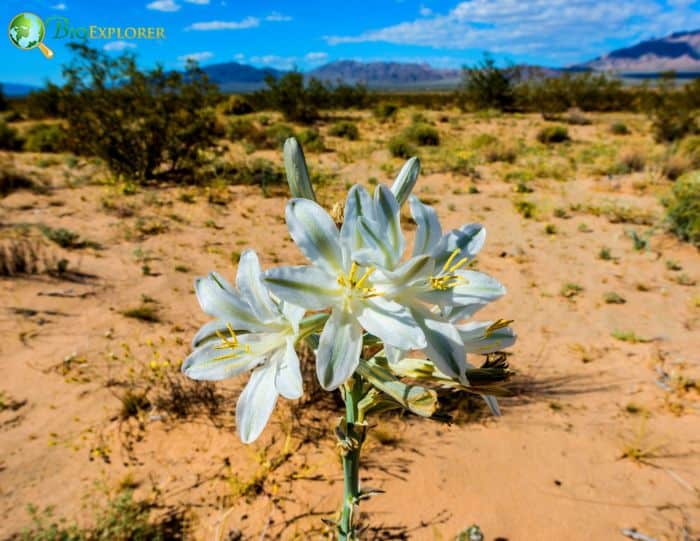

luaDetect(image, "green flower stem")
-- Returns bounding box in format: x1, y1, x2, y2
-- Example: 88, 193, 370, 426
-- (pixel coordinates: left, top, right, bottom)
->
338, 377, 365, 540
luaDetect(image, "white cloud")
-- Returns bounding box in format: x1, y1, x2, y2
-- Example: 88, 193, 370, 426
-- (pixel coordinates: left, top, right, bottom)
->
265, 11, 292, 22
419, 5, 432, 16
51, 3, 67, 10
184, 0, 210, 3
325, 0, 700, 63
186, 17, 259, 30
250, 55, 297, 70
305, 51, 329, 64
104, 41, 137, 52
178, 51, 214, 63
147, 0, 180, 12
233, 53, 245, 61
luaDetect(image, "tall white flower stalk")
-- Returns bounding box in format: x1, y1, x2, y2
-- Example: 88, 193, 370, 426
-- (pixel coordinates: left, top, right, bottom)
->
182, 138, 516, 540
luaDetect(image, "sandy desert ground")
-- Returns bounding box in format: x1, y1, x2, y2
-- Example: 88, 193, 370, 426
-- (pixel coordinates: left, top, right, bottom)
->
0, 109, 699, 540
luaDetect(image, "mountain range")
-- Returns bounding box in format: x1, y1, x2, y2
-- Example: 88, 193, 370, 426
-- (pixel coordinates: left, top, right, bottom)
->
579, 29, 700, 73
3, 29, 700, 95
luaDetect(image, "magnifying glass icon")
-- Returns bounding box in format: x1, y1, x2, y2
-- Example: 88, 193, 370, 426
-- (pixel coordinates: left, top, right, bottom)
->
8, 12, 54, 59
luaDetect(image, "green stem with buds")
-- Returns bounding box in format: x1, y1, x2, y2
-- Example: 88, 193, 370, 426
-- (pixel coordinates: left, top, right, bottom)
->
338, 377, 366, 540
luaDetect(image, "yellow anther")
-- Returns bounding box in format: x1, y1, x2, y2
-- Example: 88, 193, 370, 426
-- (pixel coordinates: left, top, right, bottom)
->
484, 319, 514, 338
429, 273, 468, 291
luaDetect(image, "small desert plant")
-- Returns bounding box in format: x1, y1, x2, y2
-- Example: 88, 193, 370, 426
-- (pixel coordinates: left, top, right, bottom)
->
604, 292, 626, 304
21, 489, 181, 540
616, 148, 646, 173
373, 102, 398, 122
0, 120, 24, 150
328, 121, 359, 140
223, 95, 254, 115
121, 304, 160, 322
561, 282, 584, 298
388, 134, 417, 158
514, 199, 536, 219
24, 123, 68, 153
565, 108, 591, 125
610, 122, 630, 135
405, 122, 440, 146
0, 168, 39, 197
537, 125, 570, 144
298, 127, 325, 153
663, 171, 700, 247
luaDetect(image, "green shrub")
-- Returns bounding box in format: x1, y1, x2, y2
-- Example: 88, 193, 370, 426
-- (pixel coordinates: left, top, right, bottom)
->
405, 122, 440, 146
60, 43, 220, 182
678, 135, 700, 167
262, 123, 296, 149
456, 55, 518, 111
223, 95, 254, 115
373, 102, 399, 122
226, 118, 259, 141
664, 171, 700, 247
0, 120, 24, 150
24, 123, 67, 153
298, 127, 325, 152
251, 72, 320, 124
20, 489, 181, 541
610, 122, 629, 135
388, 135, 417, 159
329, 121, 359, 140
537, 125, 570, 144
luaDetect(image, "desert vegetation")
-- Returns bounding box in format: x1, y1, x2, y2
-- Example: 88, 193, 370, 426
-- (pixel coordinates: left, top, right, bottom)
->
0, 46, 698, 540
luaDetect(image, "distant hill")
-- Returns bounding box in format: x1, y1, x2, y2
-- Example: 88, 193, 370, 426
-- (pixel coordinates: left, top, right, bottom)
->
577, 29, 700, 73
200, 62, 286, 92
1, 82, 39, 97
309, 60, 461, 89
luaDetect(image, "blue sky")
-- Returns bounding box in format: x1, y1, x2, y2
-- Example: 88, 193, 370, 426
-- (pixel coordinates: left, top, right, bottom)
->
2, 0, 700, 86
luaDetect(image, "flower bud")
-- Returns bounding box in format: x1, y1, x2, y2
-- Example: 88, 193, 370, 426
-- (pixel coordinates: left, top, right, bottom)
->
283, 137, 316, 201
390, 156, 420, 206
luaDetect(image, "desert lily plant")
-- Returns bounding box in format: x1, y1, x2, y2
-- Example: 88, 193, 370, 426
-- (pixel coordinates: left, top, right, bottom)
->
183, 137, 516, 539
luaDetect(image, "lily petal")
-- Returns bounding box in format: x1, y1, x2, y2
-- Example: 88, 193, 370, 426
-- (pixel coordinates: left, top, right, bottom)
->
182, 340, 261, 381
194, 274, 264, 331
191, 319, 228, 348
286, 198, 343, 274
316, 308, 363, 390
432, 224, 485, 269
341, 184, 375, 245
411, 307, 465, 380
236, 250, 279, 322
356, 296, 426, 350
451, 270, 506, 306
409, 195, 442, 256
457, 321, 516, 354
264, 265, 341, 310
374, 185, 404, 265
236, 361, 279, 443
275, 337, 303, 399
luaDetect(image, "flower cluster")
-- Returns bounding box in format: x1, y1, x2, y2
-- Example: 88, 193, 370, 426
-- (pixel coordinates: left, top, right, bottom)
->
183, 139, 515, 443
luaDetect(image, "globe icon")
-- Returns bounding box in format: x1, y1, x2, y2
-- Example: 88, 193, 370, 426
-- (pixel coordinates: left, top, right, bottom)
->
8, 12, 53, 58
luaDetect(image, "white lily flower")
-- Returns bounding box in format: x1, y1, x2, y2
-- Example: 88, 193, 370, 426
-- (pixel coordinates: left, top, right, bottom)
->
182, 250, 305, 444
264, 196, 427, 391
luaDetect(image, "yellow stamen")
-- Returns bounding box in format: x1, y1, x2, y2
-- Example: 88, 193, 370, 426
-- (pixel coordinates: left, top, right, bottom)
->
214, 322, 239, 349
354, 266, 375, 290
442, 248, 462, 273
448, 257, 468, 273
430, 274, 467, 290
484, 319, 514, 338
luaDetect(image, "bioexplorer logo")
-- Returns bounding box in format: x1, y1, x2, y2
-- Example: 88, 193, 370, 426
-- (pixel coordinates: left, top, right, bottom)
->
8, 12, 166, 60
